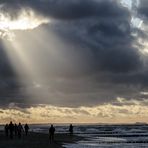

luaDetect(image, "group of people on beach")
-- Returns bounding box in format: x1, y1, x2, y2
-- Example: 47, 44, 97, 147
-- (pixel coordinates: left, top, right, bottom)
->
4, 122, 73, 143
4, 121, 29, 139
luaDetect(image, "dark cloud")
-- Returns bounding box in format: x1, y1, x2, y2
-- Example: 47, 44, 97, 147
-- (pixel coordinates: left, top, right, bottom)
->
29, 0, 130, 20
138, 0, 148, 19
47, 6, 141, 74
0, 0, 130, 20
0, 0, 147, 108
0, 40, 23, 107
0, 40, 15, 77
0, 41, 32, 107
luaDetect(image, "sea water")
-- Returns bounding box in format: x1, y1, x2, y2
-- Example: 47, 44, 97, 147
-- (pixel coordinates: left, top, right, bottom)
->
62, 124, 148, 148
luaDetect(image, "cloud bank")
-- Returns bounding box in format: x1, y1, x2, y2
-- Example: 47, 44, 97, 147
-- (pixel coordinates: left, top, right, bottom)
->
0, 0, 147, 109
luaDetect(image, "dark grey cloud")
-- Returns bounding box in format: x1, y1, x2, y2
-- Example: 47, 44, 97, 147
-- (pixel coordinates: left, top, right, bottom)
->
34, 19, 141, 75
0, 0, 147, 108
137, 0, 148, 41
29, 0, 130, 20
138, 0, 148, 19
0, 0, 130, 20
0, 40, 24, 106
0, 41, 32, 107
0, 40, 15, 77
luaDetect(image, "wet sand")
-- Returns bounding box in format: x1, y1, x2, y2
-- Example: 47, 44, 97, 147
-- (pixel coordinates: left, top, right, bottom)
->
0, 131, 83, 148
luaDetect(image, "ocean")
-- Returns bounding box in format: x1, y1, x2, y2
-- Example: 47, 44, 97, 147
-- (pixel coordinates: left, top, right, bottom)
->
1, 123, 148, 147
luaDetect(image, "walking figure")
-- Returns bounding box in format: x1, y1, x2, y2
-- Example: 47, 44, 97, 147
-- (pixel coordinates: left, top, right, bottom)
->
24, 123, 29, 136
9, 121, 14, 139
4, 124, 9, 137
69, 124, 73, 135
14, 123, 18, 136
17, 123, 23, 139
49, 124, 55, 143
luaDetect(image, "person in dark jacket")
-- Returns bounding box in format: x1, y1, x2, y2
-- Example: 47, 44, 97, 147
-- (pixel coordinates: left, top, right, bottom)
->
69, 124, 73, 135
14, 123, 18, 136
17, 123, 23, 139
9, 121, 14, 139
24, 123, 29, 136
49, 124, 55, 143
4, 124, 9, 137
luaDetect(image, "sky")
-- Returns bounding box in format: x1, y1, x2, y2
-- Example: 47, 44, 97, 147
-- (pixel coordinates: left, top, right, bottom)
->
0, 0, 148, 124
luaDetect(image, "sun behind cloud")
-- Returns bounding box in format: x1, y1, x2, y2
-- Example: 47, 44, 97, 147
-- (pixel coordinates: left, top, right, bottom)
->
0, 9, 49, 40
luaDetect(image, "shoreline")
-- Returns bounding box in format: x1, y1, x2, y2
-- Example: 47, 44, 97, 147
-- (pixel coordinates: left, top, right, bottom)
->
0, 131, 83, 148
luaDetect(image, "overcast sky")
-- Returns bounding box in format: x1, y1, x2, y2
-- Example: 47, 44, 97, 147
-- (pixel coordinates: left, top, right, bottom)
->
0, 0, 148, 123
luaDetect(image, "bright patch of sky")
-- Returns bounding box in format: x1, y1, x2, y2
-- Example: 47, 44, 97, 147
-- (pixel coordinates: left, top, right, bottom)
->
121, 0, 132, 9
121, 0, 142, 28
0, 10, 49, 31
0, 9, 49, 40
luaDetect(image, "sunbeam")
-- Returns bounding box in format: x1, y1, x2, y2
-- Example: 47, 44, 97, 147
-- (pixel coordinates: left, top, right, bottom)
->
1, 25, 63, 105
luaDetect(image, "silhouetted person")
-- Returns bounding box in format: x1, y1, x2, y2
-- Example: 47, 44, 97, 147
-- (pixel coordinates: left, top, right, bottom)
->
9, 121, 14, 139
49, 124, 55, 143
24, 123, 29, 136
69, 124, 73, 135
14, 123, 18, 136
4, 124, 9, 137
17, 123, 23, 139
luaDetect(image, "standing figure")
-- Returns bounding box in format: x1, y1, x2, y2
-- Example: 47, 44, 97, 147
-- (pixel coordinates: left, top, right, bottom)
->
14, 123, 18, 136
69, 124, 73, 135
9, 121, 14, 139
49, 124, 55, 143
24, 123, 29, 136
17, 123, 23, 139
4, 124, 9, 137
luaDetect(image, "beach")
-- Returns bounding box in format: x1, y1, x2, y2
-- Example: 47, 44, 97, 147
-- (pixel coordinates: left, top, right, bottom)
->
0, 131, 83, 148
1, 124, 148, 148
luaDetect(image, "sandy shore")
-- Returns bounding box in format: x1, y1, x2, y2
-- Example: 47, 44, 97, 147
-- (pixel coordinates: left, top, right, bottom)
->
0, 131, 83, 148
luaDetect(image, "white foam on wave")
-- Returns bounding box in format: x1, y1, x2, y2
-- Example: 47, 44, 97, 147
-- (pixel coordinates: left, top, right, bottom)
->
63, 143, 148, 148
